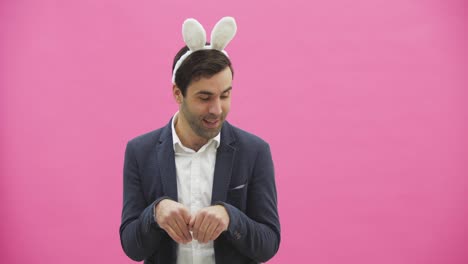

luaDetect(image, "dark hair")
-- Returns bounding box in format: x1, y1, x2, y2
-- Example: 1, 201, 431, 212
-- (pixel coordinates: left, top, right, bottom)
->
172, 45, 234, 96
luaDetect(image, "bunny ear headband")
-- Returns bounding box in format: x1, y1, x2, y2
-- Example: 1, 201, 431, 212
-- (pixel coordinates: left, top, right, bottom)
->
172, 16, 237, 84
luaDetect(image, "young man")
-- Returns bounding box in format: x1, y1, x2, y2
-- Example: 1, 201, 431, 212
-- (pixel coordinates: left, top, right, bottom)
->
119, 18, 280, 264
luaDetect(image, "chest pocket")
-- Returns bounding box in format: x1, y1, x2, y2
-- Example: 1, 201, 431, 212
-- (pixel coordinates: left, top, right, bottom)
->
226, 183, 248, 212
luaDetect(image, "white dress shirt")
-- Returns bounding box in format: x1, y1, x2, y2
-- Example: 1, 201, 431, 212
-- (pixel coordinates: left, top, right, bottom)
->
171, 112, 220, 264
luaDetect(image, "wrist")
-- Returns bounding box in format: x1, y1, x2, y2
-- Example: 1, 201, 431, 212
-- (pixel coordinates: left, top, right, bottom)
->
152, 196, 171, 226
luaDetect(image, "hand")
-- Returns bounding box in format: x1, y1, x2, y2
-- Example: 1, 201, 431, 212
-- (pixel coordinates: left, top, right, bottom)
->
155, 199, 192, 244
189, 205, 230, 244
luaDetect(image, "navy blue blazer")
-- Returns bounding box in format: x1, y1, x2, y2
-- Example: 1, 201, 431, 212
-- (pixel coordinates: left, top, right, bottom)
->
119, 120, 280, 263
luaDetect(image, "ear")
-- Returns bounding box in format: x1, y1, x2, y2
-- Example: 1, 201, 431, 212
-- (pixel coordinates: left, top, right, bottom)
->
173, 85, 183, 104
183, 18, 206, 51
210, 17, 237, 50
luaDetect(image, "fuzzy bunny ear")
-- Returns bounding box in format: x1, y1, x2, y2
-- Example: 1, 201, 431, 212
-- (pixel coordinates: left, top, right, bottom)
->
182, 18, 206, 51
173, 17, 237, 84
210, 17, 237, 50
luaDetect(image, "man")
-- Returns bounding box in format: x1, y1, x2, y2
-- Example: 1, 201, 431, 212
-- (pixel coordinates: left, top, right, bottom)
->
119, 17, 280, 264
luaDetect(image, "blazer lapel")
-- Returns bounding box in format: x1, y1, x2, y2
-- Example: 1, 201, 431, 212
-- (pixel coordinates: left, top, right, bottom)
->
157, 120, 178, 201
156, 119, 236, 204
211, 122, 237, 204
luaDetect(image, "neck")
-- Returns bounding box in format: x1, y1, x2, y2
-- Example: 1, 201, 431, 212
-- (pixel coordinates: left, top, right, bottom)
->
174, 115, 208, 152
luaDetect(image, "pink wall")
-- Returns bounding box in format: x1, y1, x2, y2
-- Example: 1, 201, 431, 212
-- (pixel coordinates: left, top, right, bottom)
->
1, 0, 467, 263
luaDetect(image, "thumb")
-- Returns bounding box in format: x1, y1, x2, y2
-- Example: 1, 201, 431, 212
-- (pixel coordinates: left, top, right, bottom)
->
189, 214, 196, 230
180, 207, 192, 225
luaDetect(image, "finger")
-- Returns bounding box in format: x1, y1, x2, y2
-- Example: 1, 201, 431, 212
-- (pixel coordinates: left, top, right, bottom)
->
174, 214, 191, 242
164, 225, 186, 244
209, 224, 225, 241
203, 220, 219, 243
198, 216, 211, 243
189, 215, 196, 231
168, 219, 188, 243
169, 206, 189, 240
192, 212, 205, 241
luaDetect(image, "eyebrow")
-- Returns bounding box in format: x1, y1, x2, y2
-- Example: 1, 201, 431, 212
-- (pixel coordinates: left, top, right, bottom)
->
196, 87, 232, 96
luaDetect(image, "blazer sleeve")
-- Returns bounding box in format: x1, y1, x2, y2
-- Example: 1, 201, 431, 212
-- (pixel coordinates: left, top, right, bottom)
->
119, 140, 168, 261
217, 143, 281, 262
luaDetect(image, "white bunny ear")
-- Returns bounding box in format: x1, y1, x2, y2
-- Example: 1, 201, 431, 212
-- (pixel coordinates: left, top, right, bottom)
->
210, 17, 237, 50
182, 18, 206, 51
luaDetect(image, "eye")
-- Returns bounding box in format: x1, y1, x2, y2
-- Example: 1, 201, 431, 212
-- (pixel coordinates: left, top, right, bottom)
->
221, 91, 231, 99
199, 96, 210, 101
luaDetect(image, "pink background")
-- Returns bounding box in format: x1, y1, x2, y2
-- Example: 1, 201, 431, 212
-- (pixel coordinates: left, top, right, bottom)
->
1, 0, 467, 263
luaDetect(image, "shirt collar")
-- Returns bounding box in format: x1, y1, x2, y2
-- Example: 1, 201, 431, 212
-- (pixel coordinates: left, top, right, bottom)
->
171, 112, 221, 152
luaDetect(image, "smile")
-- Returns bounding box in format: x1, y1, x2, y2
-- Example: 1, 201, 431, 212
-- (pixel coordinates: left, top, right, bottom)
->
203, 119, 220, 128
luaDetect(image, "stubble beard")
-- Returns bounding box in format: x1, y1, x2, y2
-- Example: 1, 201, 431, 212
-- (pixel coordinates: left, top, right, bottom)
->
180, 101, 226, 140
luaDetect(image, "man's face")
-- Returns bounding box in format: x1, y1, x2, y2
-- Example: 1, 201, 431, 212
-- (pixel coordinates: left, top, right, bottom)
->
175, 67, 232, 141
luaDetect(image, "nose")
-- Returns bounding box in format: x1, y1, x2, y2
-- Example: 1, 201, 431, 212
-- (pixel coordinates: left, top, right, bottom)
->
208, 98, 222, 116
